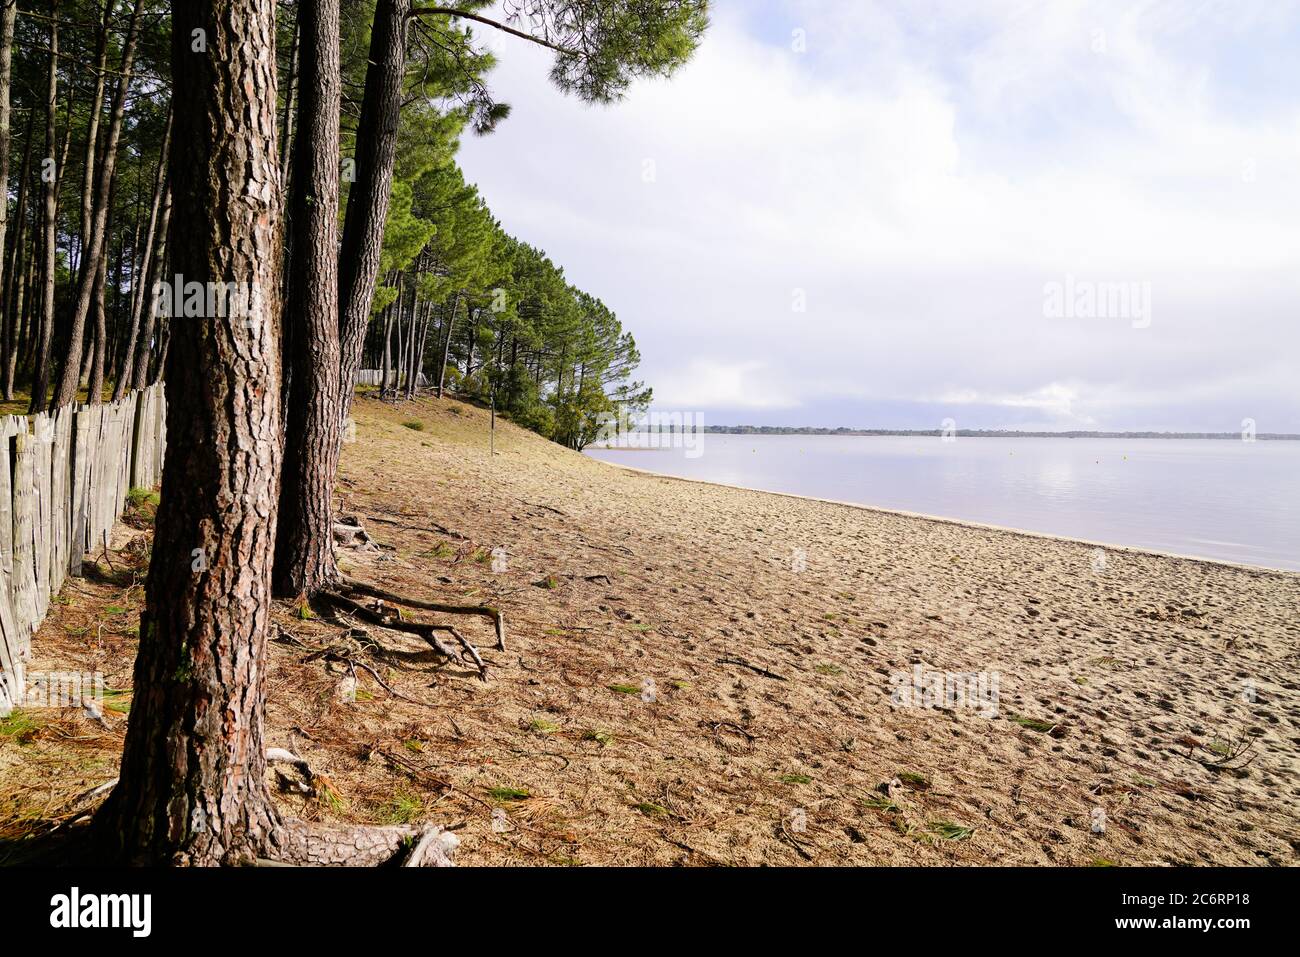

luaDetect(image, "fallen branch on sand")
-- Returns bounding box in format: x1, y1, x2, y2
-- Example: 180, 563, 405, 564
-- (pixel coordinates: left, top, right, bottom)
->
365, 512, 470, 540
717, 656, 788, 681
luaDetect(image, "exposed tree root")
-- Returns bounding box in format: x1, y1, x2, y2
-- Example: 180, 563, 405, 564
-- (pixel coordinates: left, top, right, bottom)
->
256, 817, 457, 866
259, 750, 458, 865
324, 589, 490, 680
430, 623, 488, 674
339, 574, 506, 651
33, 757, 458, 867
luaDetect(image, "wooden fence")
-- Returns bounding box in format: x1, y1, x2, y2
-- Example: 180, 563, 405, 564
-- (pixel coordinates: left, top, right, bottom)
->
0, 384, 166, 711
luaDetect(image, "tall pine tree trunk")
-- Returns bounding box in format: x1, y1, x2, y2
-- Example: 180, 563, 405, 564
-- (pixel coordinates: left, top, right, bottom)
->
0, 0, 18, 356
75, 0, 112, 279
114, 112, 171, 401
86, 244, 109, 403
273, 0, 343, 598
436, 293, 459, 398
52, 0, 145, 409
94, 0, 285, 866
337, 0, 410, 410
28, 3, 58, 414
130, 189, 171, 391
380, 299, 393, 394
1, 96, 31, 400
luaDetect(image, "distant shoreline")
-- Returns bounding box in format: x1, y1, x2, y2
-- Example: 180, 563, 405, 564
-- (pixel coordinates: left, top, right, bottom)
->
671, 428, 1300, 440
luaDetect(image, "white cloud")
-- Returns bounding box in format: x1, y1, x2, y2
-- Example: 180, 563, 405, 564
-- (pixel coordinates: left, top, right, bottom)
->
457, 1, 1300, 430
651, 358, 799, 411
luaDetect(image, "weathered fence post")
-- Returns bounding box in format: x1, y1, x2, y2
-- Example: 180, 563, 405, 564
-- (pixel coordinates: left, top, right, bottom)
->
0, 386, 168, 705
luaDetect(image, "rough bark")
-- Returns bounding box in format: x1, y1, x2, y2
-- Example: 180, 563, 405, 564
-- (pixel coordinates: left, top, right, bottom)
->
273, 0, 343, 598
94, 0, 286, 866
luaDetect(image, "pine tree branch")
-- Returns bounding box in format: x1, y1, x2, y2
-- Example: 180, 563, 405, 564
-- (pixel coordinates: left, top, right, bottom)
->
410, 6, 577, 55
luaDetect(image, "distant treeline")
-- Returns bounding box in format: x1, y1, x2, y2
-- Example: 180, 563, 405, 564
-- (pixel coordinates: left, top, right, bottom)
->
701, 427, 1300, 440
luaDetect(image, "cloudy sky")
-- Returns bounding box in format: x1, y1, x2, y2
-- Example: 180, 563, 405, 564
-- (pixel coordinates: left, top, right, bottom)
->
457, 0, 1300, 431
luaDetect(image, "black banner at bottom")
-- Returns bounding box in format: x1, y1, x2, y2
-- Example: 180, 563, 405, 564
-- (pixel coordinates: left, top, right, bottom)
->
2, 864, 1286, 944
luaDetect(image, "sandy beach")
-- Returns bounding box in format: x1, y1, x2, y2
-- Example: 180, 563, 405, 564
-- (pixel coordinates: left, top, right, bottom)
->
4, 392, 1298, 866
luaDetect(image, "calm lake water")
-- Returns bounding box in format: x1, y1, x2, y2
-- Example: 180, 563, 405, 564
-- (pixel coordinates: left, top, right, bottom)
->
586, 435, 1300, 571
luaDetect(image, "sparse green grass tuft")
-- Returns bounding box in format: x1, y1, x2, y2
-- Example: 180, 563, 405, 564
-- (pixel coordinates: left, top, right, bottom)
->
401, 420, 426, 431
0, 710, 43, 743
317, 778, 347, 813
582, 729, 613, 747
103, 689, 132, 714
636, 801, 669, 817
608, 683, 640, 695
1008, 713, 1063, 735
815, 663, 843, 676
529, 718, 560, 734
897, 771, 931, 790
486, 786, 531, 802
780, 773, 812, 785
127, 487, 160, 508
928, 820, 975, 841
382, 792, 423, 825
